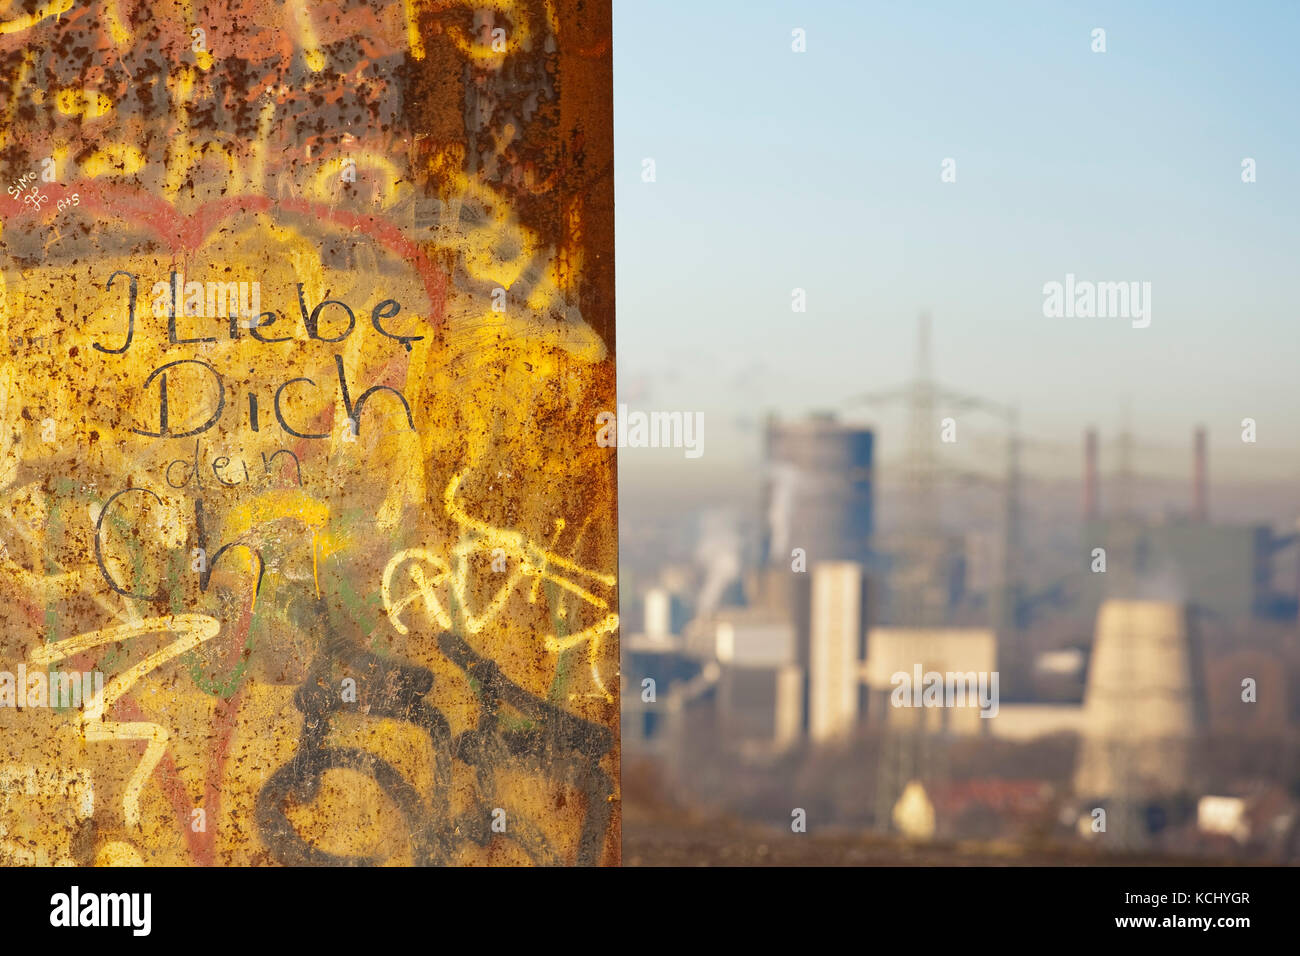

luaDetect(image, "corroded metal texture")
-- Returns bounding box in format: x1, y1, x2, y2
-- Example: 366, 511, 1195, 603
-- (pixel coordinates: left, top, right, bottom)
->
0, 0, 618, 865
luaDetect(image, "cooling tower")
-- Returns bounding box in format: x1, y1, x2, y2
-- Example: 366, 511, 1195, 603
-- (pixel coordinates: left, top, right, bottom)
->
760, 414, 874, 567
1074, 600, 1207, 802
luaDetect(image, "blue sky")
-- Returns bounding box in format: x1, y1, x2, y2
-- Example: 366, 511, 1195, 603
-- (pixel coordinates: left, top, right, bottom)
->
612, 1, 1300, 482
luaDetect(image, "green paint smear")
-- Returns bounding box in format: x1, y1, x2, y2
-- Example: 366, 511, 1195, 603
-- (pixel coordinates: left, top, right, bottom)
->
545, 577, 576, 705
498, 712, 538, 734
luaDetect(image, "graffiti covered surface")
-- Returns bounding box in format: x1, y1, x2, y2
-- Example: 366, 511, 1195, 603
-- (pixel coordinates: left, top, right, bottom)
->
0, 0, 618, 865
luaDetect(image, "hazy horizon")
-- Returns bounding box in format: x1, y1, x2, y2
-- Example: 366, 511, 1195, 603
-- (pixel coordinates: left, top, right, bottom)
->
613, 0, 1300, 484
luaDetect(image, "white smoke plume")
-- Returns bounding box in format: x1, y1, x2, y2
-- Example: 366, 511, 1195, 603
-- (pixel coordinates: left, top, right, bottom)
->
694, 508, 743, 618
765, 461, 802, 561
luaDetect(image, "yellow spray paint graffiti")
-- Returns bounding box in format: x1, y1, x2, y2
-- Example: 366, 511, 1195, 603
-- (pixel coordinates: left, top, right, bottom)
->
0, 0, 618, 865
382, 471, 620, 701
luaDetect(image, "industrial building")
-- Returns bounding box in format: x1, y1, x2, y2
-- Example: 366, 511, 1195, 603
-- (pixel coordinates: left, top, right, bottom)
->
1080, 425, 1299, 623
760, 413, 874, 568
862, 627, 998, 735
711, 608, 803, 753
716, 664, 803, 756
621, 587, 702, 756
808, 561, 869, 742
1081, 517, 1279, 621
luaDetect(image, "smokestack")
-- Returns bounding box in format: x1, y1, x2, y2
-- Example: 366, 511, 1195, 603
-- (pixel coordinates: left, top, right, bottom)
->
1084, 428, 1099, 521
1193, 426, 1207, 521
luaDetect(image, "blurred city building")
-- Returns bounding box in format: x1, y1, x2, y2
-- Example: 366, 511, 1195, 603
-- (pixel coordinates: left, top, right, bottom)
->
862, 627, 997, 735
809, 561, 869, 742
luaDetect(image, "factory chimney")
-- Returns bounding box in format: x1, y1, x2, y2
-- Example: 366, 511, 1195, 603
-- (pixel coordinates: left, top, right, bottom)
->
1192, 426, 1208, 521
1083, 428, 1099, 522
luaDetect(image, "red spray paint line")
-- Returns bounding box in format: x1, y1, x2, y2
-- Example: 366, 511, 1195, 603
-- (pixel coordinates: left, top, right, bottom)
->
15, 180, 448, 332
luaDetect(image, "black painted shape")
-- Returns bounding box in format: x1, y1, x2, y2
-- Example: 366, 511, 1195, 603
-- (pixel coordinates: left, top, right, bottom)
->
255, 613, 614, 866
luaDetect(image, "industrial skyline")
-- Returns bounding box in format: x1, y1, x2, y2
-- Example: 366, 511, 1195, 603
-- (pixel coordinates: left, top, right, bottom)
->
620, 312, 1298, 859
